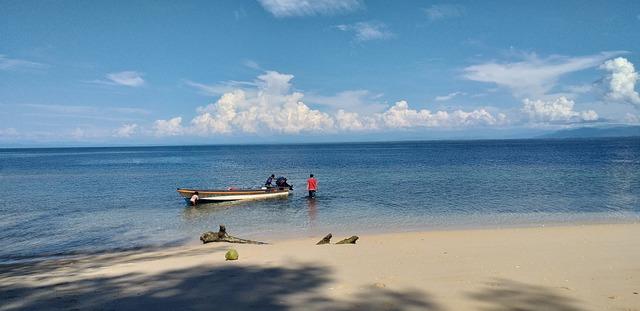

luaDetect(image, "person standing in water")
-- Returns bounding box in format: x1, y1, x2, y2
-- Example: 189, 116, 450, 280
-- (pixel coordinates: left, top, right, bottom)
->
307, 174, 317, 198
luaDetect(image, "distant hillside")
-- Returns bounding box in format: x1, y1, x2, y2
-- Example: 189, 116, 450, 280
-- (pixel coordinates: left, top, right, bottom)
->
541, 126, 640, 139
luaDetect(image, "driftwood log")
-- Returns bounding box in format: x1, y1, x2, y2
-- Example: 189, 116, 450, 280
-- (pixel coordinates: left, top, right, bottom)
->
316, 233, 332, 245
336, 236, 359, 244
200, 225, 268, 245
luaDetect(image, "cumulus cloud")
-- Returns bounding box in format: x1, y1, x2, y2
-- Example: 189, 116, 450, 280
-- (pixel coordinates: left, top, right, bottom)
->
113, 124, 139, 138
380, 100, 505, 128
424, 4, 465, 21
188, 72, 335, 135
153, 117, 183, 136
335, 110, 377, 131
105, 71, 145, 87
155, 71, 507, 137
464, 52, 623, 97
336, 21, 393, 41
258, 0, 362, 17
600, 57, 640, 107
0, 54, 46, 71
521, 96, 598, 123
435, 92, 465, 101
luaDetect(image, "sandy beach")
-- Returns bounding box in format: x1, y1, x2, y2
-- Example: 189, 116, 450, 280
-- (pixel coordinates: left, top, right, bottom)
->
1, 223, 639, 311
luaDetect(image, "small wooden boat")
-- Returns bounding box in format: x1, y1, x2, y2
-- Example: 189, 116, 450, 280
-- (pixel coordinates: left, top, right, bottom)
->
177, 187, 291, 203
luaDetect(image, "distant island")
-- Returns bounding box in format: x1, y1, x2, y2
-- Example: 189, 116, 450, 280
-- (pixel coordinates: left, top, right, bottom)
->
541, 125, 640, 139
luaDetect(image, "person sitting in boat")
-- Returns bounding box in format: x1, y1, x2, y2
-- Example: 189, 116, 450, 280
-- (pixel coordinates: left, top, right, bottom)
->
189, 191, 199, 206
265, 174, 275, 188
275, 176, 293, 190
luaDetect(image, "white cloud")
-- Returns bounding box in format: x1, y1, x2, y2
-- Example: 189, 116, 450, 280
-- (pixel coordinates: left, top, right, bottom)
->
624, 113, 640, 124
336, 21, 393, 42
188, 72, 335, 135
600, 57, 640, 107
307, 90, 386, 113
0, 54, 46, 71
156, 71, 509, 137
113, 123, 139, 138
185, 80, 235, 96
104, 71, 145, 87
185, 77, 259, 97
243, 59, 261, 70
424, 4, 465, 21
258, 0, 362, 17
379, 100, 505, 128
521, 96, 598, 123
435, 92, 465, 101
335, 110, 377, 131
153, 117, 183, 136
256, 70, 295, 95
464, 52, 623, 98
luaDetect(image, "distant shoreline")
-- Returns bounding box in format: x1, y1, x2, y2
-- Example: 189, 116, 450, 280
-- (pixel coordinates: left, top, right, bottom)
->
1, 134, 638, 150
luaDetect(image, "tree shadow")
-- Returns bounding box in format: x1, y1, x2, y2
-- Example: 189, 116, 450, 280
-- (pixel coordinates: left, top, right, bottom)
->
467, 278, 584, 311
0, 246, 225, 280
1, 261, 444, 311
306, 286, 444, 311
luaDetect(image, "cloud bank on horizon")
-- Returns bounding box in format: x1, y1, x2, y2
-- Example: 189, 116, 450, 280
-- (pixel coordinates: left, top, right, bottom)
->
1, 0, 639, 145
154, 70, 506, 137
148, 52, 638, 138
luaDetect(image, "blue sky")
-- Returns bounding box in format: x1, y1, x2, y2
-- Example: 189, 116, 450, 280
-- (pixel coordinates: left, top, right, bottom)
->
1, 0, 639, 146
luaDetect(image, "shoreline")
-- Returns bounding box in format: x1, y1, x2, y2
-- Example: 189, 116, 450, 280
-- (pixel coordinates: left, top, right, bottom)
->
2, 223, 639, 310
3, 214, 639, 265
259, 211, 640, 240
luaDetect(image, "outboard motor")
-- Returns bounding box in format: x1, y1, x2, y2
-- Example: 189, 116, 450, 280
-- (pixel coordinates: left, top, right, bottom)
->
276, 177, 293, 190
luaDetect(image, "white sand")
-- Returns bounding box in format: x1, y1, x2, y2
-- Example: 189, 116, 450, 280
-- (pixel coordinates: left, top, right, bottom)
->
1, 223, 639, 310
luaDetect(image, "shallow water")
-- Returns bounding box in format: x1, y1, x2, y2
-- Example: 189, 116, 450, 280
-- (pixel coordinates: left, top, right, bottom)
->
1, 138, 639, 262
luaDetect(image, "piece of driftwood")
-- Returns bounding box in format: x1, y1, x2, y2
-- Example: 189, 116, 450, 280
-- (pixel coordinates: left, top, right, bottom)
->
200, 225, 268, 245
316, 233, 332, 245
336, 236, 359, 244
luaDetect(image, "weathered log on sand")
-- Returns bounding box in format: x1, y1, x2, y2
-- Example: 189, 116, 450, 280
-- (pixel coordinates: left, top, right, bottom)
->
200, 225, 268, 244
336, 236, 359, 244
316, 233, 332, 245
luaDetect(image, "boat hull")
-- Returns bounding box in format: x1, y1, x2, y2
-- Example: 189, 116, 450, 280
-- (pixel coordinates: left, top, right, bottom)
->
177, 188, 291, 203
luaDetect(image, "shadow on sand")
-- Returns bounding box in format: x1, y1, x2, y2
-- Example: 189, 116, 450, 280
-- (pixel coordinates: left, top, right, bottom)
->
467, 278, 584, 311
1, 261, 442, 311
1, 260, 584, 311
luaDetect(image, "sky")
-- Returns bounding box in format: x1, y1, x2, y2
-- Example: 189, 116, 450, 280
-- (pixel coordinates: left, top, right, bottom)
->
1, 0, 640, 146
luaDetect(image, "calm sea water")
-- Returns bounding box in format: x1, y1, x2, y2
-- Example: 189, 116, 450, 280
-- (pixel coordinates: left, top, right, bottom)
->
1, 138, 639, 262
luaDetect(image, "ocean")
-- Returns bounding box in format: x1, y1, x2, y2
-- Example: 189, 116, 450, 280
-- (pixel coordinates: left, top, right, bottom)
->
1, 138, 639, 262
